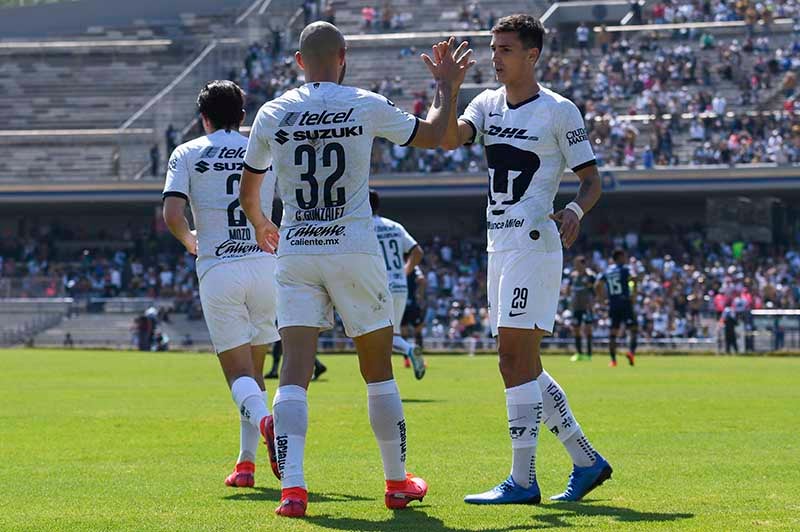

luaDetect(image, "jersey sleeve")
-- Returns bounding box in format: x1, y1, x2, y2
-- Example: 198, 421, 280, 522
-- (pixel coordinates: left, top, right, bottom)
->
458, 91, 487, 145
369, 93, 419, 146
243, 107, 273, 174
399, 225, 418, 254
162, 146, 190, 201
555, 99, 596, 172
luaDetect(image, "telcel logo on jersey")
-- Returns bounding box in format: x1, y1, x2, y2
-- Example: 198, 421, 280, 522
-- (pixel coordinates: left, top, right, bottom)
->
280, 108, 355, 127
201, 146, 246, 159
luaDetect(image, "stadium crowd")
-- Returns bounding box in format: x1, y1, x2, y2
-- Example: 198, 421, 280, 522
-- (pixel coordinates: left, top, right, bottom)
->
190, 8, 800, 177
4, 220, 798, 349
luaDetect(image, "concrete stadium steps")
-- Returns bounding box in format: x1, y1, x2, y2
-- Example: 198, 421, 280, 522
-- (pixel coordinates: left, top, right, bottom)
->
0, 49, 189, 130
332, 0, 545, 34
0, 131, 152, 180
160, 314, 212, 348
34, 312, 139, 348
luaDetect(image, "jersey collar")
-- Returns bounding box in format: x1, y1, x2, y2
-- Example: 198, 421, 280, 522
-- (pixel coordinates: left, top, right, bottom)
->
506, 92, 541, 110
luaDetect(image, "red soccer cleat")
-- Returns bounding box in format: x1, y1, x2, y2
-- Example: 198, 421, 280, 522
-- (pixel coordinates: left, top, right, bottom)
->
403, 356, 411, 368
385, 473, 428, 509
275, 487, 308, 518
224, 461, 255, 488
260, 415, 281, 480
626, 351, 636, 366
608, 360, 618, 367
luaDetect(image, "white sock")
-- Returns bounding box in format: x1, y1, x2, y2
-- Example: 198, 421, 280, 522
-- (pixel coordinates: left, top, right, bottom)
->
538, 370, 597, 467
237, 418, 260, 464
367, 379, 407, 481
237, 389, 270, 464
506, 380, 543, 488
392, 335, 413, 356
231, 376, 270, 430
273, 385, 308, 489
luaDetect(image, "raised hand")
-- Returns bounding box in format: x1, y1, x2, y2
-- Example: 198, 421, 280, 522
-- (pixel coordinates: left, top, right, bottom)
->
421, 36, 476, 87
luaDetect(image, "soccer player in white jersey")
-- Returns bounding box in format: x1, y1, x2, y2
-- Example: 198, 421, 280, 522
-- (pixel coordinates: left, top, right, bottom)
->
369, 189, 426, 380
238, 22, 473, 517
162, 81, 281, 490
439, 15, 613, 504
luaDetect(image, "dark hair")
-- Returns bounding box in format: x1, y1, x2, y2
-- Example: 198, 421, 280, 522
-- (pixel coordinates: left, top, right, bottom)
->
369, 188, 380, 213
491, 14, 545, 51
197, 80, 245, 131
612, 248, 626, 262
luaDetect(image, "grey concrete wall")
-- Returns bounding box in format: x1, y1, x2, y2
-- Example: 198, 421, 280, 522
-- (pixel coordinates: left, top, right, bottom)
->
0, 0, 251, 38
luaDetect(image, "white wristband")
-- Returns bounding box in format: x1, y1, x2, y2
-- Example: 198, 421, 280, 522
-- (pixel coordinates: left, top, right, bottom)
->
565, 201, 584, 220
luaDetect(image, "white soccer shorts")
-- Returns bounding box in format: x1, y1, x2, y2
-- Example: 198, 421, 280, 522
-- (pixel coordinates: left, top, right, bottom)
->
391, 288, 408, 335
487, 249, 563, 336
199, 256, 280, 353
276, 253, 393, 338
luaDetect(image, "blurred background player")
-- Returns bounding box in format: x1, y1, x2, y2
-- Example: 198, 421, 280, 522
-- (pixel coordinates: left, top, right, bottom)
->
265, 340, 327, 381
402, 265, 427, 356
162, 80, 280, 489
239, 22, 472, 517
597, 248, 638, 367
439, 15, 612, 505
567, 255, 596, 362
369, 189, 426, 379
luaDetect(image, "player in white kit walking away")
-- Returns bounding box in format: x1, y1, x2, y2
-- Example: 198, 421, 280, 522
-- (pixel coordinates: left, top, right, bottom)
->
439, 15, 613, 503
239, 22, 474, 517
162, 81, 281, 489
369, 189, 426, 380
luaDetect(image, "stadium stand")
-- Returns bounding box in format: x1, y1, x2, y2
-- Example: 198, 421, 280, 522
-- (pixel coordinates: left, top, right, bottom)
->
1, 0, 798, 352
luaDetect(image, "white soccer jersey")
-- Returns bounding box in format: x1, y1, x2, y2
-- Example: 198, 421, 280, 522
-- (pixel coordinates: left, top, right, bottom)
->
459, 85, 596, 253
244, 82, 419, 256
163, 129, 276, 280
373, 215, 418, 293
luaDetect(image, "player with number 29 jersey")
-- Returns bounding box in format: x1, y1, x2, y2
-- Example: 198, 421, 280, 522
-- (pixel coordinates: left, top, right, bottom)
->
460, 85, 596, 254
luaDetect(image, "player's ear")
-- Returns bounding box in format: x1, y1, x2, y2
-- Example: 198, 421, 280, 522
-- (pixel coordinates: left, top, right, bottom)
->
295, 51, 305, 71
528, 47, 540, 66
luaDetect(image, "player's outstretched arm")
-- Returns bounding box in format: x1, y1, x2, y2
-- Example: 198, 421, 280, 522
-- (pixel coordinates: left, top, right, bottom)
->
239, 168, 279, 253
437, 39, 478, 150
549, 164, 602, 248
409, 37, 474, 149
404, 245, 424, 276
163, 196, 197, 255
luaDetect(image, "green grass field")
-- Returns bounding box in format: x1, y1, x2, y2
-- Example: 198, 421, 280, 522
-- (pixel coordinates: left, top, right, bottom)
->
1, 349, 798, 531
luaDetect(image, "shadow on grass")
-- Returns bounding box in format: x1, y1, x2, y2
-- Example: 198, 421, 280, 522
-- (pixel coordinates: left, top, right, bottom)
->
306, 508, 531, 532
303, 502, 694, 531
401, 399, 441, 404
532, 501, 694, 528
223, 487, 370, 503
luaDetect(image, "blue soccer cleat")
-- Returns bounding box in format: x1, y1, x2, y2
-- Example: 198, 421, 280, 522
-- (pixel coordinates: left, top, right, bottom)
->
464, 475, 541, 505
550, 453, 613, 502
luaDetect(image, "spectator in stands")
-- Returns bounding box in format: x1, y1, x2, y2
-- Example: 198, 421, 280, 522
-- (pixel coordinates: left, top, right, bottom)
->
361, 5, 376, 30
63, 332, 74, 348
323, 0, 336, 24
165, 124, 178, 155
576, 22, 590, 56
149, 144, 159, 177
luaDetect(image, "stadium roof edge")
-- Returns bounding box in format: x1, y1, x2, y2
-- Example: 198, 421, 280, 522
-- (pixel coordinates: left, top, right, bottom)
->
2, 166, 799, 203
0, 39, 172, 50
